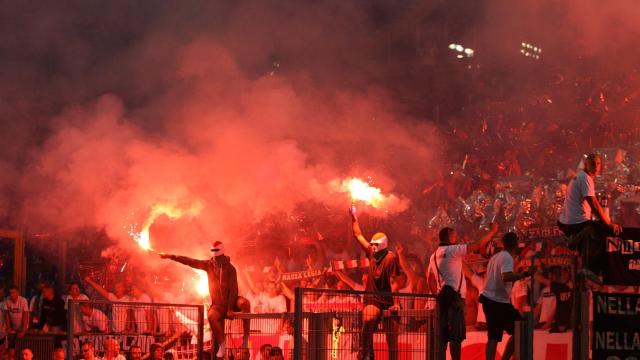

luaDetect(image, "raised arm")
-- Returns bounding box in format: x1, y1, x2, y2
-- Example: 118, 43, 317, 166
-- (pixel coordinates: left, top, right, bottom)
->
349, 206, 372, 255
467, 222, 499, 254
333, 270, 360, 291
83, 276, 111, 300
395, 244, 422, 289
159, 253, 209, 271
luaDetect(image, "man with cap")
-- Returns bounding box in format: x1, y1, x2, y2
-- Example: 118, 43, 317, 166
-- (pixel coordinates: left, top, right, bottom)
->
160, 241, 251, 358
350, 205, 403, 360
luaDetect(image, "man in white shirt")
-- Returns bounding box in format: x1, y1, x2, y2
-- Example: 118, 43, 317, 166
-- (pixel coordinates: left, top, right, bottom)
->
84, 277, 132, 333
4, 286, 29, 359
63, 282, 89, 334
429, 224, 498, 360
79, 303, 108, 333
479, 233, 534, 360
558, 153, 621, 274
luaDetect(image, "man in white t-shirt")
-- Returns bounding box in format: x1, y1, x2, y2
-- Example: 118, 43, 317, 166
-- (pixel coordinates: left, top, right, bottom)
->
429, 224, 498, 360
63, 282, 90, 334
80, 303, 108, 333
130, 284, 154, 334
4, 286, 29, 359
558, 153, 621, 274
84, 276, 132, 332
479, 233, 534, 360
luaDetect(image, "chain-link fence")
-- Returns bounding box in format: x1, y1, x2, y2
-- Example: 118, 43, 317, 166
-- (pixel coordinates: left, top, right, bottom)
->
66, 300, 204, 359
293, 288, 438, 360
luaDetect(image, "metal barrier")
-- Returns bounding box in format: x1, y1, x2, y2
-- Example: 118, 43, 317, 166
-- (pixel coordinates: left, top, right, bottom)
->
66, 300, 204, 360
293, 288, 438, 360
223, 313, 290, 360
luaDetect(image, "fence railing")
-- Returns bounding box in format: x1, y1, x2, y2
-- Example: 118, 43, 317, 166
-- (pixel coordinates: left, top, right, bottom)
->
294, 288, 438, 360
66, 300, 204, 360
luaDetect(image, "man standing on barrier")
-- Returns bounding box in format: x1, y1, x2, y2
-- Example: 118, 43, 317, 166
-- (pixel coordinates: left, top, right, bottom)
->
349, 204, 402, 360
480, 232, 535, 360
430, 224, 498, 360
557, 153, 622, 276
159, 241, 251, 359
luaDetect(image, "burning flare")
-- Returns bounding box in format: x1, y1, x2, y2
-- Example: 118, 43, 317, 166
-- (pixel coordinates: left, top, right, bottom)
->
346, 178, 385, 207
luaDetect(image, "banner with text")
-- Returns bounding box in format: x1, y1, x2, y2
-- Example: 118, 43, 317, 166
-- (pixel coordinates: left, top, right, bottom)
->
604, 227, 640, 285
592, 291, 640, 360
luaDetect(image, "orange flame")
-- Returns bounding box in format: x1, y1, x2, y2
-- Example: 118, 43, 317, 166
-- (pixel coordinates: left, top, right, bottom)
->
130, 201, 204, 252
346, 178, 385, 207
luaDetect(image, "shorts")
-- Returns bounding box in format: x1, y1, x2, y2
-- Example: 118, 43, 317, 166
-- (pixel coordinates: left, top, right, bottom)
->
439, 295, 466, 343
479, 295, 522, 341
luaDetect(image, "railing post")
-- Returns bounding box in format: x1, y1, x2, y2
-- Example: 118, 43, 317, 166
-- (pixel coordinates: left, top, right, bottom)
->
294, 287, 303, 360
198, 304, 205, 360
67, 300, 74, 360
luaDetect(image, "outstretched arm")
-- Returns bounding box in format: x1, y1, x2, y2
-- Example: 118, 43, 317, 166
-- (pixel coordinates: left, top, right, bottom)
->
467, 223, 499, 253
159, 253, 209, 271
84, 276, 111, 300
350, 206, 372, 255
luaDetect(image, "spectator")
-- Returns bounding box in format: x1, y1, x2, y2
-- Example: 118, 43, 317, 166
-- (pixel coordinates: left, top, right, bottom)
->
234, 348, 250, 360
38, 285, 66, 333
80, 303, 108, 333
130, 284, 154, 334
21, 348, 33, 360
149, 343, 163, 360
0, 288, 6, 345
268, 347, 284, 360
28, 280, 48, 330
259, 344, 272, 360
163, 349, 176, 360
102, 338, 126, 360
260, 282, 287, 313
63, 282, 89, 334
4, 286, 29, 360
128, 345, 142, 360
84, 277, 132, 333
80, 341, 97, 360
52, 348, 65, 360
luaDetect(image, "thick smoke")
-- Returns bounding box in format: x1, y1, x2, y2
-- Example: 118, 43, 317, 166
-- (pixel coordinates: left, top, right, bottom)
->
0, 0, 442, 258
2, 0, 640, 261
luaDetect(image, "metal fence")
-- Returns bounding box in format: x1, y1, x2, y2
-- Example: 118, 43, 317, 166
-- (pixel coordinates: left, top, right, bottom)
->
65, 300, 204, 360
293, 288, 438, 360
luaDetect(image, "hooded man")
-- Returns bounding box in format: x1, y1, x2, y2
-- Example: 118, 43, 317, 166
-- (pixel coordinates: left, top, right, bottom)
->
350, 205, 402, 360
160, 241, 250, 358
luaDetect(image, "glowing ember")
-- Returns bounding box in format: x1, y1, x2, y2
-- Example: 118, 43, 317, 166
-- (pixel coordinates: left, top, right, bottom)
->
346, 178, 385, 207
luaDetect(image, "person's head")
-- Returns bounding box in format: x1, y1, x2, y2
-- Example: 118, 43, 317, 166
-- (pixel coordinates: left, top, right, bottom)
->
163, 349, 176, 360
282, 315, 294, 334
43, 285, 55, 300
21, 348, 33, 360
502, 232, 519, 254
439, 227, 457, 245
131, 283, 144, 298
9, 285, 19, 300
69, 282, 82, 297
268, 347, 284, 360
235, 348, 250, 360
211, 241, 225, 257
584, 153, 602, 176
266, 281, 279, 297
35, 279, 48, 292
52, 348, 65, 360
113, 281, 127, 297
259, 344, 272, 360
81, 341, 95, 360
104, 338, 120, 356
129, 345, 142, 360
80, 303, 93, 316
369, 232, 388, 254
150, 343, 163, 359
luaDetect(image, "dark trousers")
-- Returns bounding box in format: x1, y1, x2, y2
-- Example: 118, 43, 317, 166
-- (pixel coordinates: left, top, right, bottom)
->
557, 220, 612, 274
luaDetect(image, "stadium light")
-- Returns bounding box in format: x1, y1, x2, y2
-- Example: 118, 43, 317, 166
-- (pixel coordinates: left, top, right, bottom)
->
520, 42, 542, 60
448, 43, 474, 59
